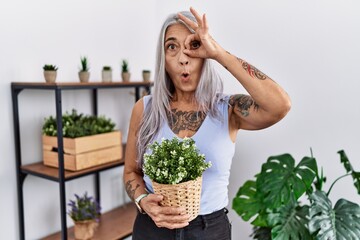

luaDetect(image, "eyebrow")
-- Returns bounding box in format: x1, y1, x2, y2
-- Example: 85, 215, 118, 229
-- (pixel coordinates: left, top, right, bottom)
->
164, 37, 177, 43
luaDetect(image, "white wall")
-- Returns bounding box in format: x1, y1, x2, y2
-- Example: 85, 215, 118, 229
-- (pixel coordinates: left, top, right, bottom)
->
1, 0, 360, 239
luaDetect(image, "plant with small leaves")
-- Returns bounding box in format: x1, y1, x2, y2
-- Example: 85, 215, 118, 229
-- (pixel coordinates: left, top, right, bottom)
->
42, 109, 116, 138
143, 137, 211, 184
79, 56, 89, 72
43, 64, 58, 71
68, 192, 101, 222
121, 59, 129, 73
102, 66, 112, 71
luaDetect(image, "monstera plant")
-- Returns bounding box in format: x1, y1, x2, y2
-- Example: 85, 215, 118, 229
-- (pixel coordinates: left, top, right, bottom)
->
232, 150, 360, 240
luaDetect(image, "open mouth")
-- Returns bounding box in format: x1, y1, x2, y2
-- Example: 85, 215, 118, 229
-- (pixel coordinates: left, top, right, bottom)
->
182, 73, 189, 78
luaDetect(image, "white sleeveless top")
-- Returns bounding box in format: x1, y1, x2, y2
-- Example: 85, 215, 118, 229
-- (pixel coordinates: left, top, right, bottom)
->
142, 95, 235, 215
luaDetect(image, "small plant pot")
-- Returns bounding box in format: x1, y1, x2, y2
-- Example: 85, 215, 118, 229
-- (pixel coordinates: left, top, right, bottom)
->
121, 72, 131, 82
44, 71, 57, 83
74, 220, 98, 240
79, 71, 90, 83
102, 70, 112, 83
142, 71, 151, 82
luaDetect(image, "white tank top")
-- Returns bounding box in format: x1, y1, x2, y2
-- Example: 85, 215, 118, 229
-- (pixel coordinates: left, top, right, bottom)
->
142, 95, 235, 215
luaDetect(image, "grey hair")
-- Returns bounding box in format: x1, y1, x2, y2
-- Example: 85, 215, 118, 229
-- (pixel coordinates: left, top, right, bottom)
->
136, 11, 224, 168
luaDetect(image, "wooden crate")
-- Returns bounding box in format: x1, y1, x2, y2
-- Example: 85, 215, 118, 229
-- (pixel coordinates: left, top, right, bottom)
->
42, 131, 122, 171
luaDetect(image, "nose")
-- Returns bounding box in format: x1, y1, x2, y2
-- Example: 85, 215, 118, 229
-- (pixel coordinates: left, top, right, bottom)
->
178, 50, 189, 65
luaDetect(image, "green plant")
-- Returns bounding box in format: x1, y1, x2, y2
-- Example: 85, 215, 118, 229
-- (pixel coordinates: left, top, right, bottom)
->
68, 192, 101, 222
232, 150, 360, 240
143, 137, 211, 184
43, 64, 58, 71
142, 69, 150, 73
79, 56, 89, 72
121, 59, 129, 73
42, 109, 116, 138
102, 66, 112, 71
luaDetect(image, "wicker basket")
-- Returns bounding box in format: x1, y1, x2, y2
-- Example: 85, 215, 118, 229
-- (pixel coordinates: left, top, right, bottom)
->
152, 176, 202, 221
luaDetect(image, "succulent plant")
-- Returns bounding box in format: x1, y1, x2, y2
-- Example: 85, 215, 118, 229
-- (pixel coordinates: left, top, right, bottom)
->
43, 64, 58, 71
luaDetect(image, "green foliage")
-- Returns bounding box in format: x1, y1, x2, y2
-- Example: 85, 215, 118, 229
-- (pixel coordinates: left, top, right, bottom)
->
232, 150, 360, 240
102, 66, 112, 71
68, 192, 101, 222
79, 56, 89, 72
143, 137, 211, 184
42, 109, 115, 138
309, 191, 360, 240
43, 64, 58, 71
121, 59, 129, 72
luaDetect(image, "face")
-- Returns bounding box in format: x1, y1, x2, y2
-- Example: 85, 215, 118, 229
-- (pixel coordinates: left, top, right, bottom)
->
164, 23, 204, 95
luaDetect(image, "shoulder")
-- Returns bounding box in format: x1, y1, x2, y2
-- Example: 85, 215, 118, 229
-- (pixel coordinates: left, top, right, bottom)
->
132, 95, 154, 117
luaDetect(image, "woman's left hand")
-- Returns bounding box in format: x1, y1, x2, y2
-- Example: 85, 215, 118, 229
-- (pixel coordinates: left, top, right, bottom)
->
178, 7, 224, 61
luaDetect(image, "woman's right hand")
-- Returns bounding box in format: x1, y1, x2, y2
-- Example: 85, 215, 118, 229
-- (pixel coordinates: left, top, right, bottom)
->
140, 194, 190, 229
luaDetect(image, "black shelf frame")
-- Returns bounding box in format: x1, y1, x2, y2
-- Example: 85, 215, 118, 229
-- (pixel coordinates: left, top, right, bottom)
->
11, 81, 152, 240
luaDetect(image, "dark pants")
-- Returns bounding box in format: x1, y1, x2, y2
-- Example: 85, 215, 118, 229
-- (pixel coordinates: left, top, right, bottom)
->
132, 208, 231, 240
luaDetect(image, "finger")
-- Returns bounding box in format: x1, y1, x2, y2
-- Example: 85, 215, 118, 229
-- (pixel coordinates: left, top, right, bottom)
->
189, 7, 203, 27
146, 193, 163, 202
203, 13, 209, 31
156, 221, 189, 230
178, 12, 198, 30
160, 206, 187, 215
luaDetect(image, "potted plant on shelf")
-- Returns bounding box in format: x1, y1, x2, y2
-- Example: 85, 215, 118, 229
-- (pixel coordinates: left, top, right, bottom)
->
142, 69, 151, 82
68, 192, 101, 240
143, 137, 211, 221
42, 109, 122, 171
232, 150, 360, 240
43, 64, 58, 83
79, 56, 90, 83
121, 59, 130, 82
102, 66, 112, 83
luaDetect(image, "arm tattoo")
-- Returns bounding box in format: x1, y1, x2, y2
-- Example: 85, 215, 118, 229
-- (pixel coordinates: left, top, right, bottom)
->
125, 179, 140, 200
229, 94, 259, 117
237, 58, 267, 80
166, 109, 206, 134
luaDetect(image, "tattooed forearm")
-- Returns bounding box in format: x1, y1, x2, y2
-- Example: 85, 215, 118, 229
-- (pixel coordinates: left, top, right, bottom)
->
166, 109, 206, 134
229, 94, 259, 117
125, 179, 140, 200
237, 58, 267, 80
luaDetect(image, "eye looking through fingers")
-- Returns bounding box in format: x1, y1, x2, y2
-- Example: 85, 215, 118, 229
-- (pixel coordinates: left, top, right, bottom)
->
190, 40, 201, 50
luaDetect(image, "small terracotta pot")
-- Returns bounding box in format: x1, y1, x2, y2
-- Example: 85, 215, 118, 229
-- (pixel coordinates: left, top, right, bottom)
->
79, 71, 90, 83
121, 72, 130, 82
142, 71, 151, 82
44, 71, 57, 83
102, 70, 112, 82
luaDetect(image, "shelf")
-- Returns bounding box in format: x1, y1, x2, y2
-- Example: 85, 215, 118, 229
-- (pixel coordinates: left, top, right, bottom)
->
43, 202, 137, 240
11, 81, 153, 91
21, 159, 124, 182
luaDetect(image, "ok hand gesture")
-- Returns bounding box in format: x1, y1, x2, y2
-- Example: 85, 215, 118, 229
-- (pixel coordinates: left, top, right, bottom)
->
178, 7, 224, 61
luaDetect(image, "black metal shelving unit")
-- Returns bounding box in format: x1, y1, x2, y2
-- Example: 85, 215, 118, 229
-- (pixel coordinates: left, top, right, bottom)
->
11, 81, 152, 240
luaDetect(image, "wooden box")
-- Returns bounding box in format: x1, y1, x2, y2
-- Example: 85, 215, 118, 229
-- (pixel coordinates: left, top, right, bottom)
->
42, 131, 122, 171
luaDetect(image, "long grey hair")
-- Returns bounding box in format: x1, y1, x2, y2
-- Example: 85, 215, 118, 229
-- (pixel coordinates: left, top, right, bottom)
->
136, 11, 224, 168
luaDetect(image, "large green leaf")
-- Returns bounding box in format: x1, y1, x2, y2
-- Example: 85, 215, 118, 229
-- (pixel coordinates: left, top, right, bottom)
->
309, 191, 360, 240
268, 200, 312, 240
257, 154, 317, 209
338, 150, 360, 194
232, 180, 268, 226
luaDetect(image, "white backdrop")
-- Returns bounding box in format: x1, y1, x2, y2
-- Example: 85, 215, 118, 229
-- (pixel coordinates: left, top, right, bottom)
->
1, 0, 360, 239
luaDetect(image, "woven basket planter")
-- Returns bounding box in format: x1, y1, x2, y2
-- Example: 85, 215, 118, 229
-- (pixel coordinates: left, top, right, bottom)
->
74, 220, 98, 240
152, 176, 202, 221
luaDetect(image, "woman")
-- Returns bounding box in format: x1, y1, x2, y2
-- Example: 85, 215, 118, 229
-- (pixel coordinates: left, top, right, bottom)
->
124, 7, 291, 240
